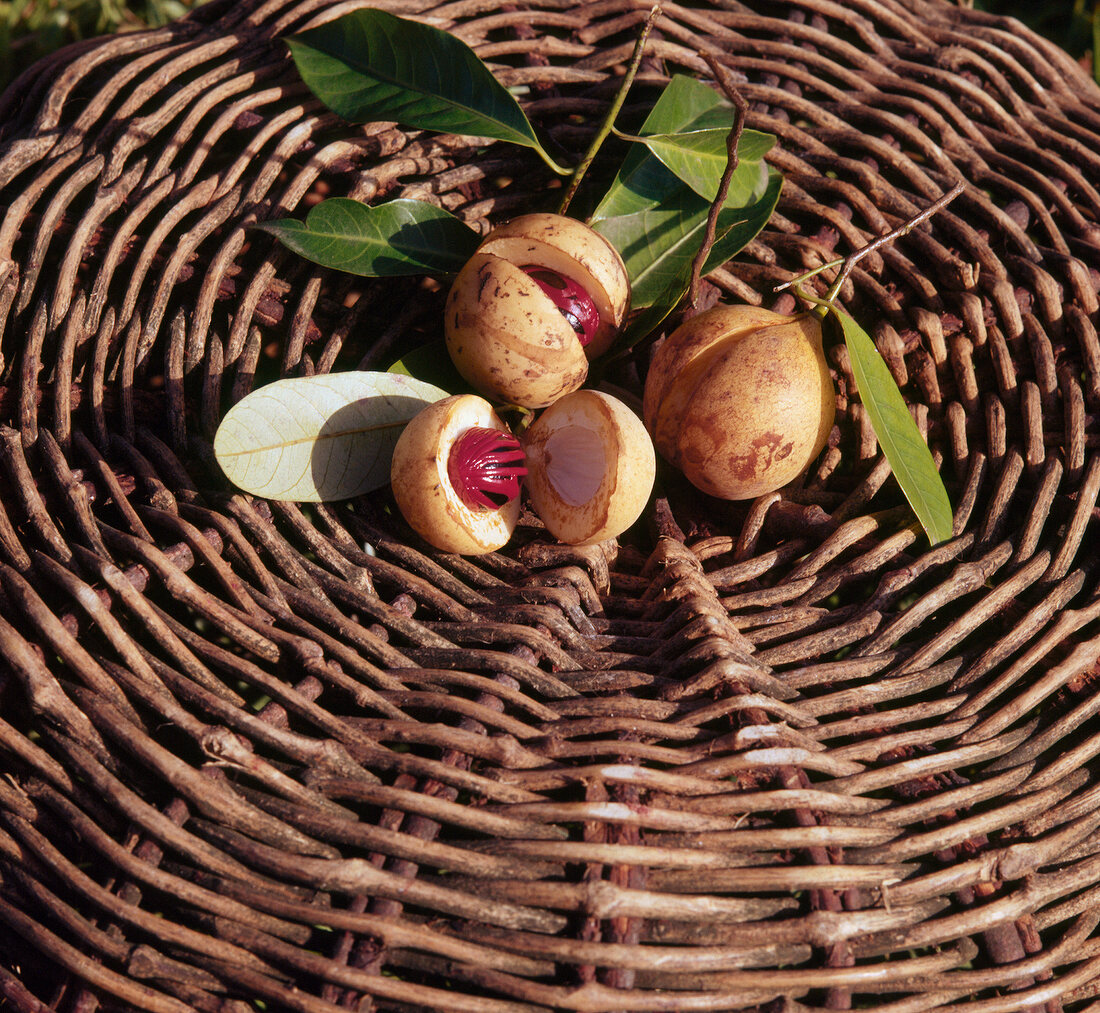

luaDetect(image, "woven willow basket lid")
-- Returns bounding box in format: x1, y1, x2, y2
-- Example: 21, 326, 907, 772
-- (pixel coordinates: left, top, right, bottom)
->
2, 0, 1100, 1009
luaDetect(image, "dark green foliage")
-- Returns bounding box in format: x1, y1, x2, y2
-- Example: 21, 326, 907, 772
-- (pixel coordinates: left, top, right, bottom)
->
0, 0, 201, 92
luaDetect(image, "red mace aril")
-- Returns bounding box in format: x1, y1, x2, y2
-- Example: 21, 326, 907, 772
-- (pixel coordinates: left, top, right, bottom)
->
521, 267, 600, 346
447, 426, 527, 510
391, 395, 524, 555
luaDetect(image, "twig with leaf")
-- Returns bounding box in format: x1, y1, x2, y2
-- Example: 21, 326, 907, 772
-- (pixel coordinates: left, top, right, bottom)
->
777, 181, 968, 546
775, 181, 967, 302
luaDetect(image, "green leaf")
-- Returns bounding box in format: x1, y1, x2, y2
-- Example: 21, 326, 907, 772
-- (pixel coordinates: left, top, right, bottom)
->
832, 307, 953, 545
214, 371, 448, 502
590, 74, 781, 311
594, 170, 782, 309
286, 8, 565, 172
257, 198, 480, 277
616, 126, 774, 204
591, 75, 754, 222
597, 274, 686, 364
388, 337, 472, 394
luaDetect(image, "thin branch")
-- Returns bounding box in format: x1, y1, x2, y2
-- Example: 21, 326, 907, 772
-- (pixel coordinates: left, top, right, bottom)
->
826, 181, 966, 302
687, 54, 748, 311
773, 256, 843, 297
774, 180, 967, 299
560, 4, 661, 217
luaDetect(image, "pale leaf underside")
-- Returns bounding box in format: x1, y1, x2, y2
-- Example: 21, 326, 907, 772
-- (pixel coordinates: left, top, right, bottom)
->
214, 372, 448, 502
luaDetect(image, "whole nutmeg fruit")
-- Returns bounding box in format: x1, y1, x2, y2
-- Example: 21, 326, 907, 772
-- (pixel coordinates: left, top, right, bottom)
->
643, 304, 835, 500
522, 390, 655, 546
444, 213, 630, 408
391, 394, 526, 555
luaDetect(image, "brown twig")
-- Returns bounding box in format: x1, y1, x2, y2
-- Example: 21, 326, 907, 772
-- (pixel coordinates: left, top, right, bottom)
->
774, 180, 967, 302
687, 55, 748, 312
559, 5, 661, 217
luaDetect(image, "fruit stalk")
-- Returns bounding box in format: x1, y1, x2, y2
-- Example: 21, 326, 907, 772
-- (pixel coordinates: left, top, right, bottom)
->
557, 4, 662, 217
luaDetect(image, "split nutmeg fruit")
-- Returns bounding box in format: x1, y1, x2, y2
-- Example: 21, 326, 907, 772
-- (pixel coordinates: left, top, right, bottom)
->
643, 304, 836, 500
444, 213, 631, 409
391, 390, 655, 554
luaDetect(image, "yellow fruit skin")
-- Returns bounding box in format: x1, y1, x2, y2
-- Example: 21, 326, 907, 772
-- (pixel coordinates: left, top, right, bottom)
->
478, 214, 630, 358
643, 305, 835, 500
390, 395, 520, 555
444, 214, 630, 407
444, 252, 589, 409
522, 390, 655, 546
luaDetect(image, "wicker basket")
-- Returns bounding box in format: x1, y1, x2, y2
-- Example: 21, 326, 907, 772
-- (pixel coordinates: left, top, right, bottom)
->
1, 0, 1099, 1009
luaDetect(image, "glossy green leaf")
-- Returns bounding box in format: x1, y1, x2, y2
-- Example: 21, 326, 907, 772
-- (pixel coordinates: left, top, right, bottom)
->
590, 74, 781, 311
598, 275, 687, 364
616, 126, 774, 204
287, 9, 565, 172
591, 74, 759, 222
214, 372, 448, 502
594, 170, 782, 309
833, 307, 953, 545
257, 198, 480, 277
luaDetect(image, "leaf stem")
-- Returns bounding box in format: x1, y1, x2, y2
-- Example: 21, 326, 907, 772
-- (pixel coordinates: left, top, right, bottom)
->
791, 284, 832, 320
559, 4, 661, 216
537, 150, 576, 176
774, 181, 966, 300
687, 55, 747, 311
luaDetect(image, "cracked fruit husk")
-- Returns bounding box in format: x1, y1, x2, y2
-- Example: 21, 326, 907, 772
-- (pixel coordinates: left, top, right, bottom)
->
522, 389, 655, 545
444, 213, 630, 409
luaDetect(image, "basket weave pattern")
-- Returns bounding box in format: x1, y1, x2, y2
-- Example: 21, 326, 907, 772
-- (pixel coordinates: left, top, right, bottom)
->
1, 0, 1100, 1010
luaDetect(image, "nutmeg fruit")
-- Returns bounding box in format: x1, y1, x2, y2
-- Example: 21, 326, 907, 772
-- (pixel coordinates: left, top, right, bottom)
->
643, 304, 835, 500
444, 213, 630, 408
390, 394, 526, 555
522, 390, 655, 546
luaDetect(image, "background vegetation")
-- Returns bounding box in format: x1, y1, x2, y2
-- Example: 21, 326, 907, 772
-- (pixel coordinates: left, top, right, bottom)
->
0, 0, 1093, 95
0, 0, 202, 90
975, 0, 1098, 74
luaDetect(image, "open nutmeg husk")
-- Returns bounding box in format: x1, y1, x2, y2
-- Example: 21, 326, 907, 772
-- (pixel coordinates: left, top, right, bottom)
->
444, 213, 630, 409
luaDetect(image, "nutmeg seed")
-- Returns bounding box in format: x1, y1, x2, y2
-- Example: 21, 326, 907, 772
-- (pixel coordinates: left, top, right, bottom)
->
391, 394, 523, 554
444, 213, 630, 408
522, 390, 655, 546
643, 304, 835, 500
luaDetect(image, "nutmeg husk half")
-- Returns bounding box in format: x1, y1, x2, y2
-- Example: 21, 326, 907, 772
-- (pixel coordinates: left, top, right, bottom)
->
522, 389, 655, 545
390, 394, 521, 554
